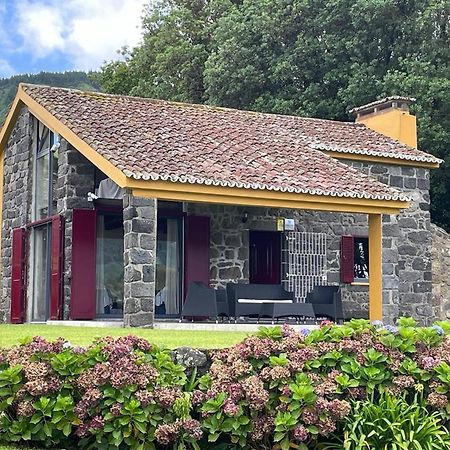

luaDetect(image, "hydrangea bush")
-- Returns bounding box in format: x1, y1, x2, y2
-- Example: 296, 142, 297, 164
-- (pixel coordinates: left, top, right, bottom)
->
1, 318, 450, 449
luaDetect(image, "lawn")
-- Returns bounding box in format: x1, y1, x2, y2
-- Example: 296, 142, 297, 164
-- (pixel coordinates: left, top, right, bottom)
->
0, 324, 249, 348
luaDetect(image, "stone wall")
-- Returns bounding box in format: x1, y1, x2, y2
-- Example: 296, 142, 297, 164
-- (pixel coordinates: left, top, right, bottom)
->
431, 224, 450, 320
55, 140, 95, 317
1, 106, 34, 322
347, 161, 432, 324
123, 192, 157, 327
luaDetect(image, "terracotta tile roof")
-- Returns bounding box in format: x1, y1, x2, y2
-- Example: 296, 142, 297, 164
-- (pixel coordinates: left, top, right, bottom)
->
20, 84, 432, 202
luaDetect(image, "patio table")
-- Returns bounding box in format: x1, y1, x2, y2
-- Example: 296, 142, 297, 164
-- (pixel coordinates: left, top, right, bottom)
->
258, 302, 316, 322
237, 298, 293, 303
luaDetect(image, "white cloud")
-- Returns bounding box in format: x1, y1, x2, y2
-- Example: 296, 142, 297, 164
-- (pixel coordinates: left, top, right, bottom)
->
0, 58, 15, 78
16, 1, 65, 57
13, 0, 146, 70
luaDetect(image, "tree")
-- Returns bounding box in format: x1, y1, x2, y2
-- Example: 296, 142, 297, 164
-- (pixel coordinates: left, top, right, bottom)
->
98, 0, 450, 229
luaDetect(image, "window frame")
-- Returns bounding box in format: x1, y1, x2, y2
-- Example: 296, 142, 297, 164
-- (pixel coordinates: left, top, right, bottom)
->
341, 234, 370, 284
33, 120, 60, 221
353, 235, 369, 282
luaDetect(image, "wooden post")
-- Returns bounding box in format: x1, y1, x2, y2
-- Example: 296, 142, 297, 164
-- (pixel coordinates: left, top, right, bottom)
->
369, 213, 383, 321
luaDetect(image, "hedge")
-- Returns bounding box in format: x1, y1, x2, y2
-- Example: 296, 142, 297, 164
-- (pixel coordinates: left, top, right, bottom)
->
1, 318, 450, 449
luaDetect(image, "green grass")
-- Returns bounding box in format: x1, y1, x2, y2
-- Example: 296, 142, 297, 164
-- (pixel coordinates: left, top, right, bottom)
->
0, 324, 249, 348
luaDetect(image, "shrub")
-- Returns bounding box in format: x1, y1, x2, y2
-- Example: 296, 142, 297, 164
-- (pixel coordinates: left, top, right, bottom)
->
319, 392, 450, 450
1, 318, 450, 449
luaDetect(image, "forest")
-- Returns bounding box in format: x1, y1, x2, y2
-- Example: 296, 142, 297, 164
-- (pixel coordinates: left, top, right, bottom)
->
97, 0, 450, 230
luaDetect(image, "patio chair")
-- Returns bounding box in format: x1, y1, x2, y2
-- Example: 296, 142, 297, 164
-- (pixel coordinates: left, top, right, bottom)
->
305, 285, 343, 323
216, 288, 230, 318
180, 281, 220, 321
226, 283, 237, 319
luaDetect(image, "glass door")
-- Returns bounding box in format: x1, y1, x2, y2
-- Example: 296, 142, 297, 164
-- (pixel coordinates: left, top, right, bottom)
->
30, 223, 51, 321
96, 210, 124, 317
155, 217, 182, 316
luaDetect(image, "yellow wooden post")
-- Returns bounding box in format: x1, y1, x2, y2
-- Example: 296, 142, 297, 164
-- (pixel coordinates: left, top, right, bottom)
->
368, 213, 383, 321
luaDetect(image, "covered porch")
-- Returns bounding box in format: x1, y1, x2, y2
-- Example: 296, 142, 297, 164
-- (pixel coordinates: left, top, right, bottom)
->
69, 184, 402, 327
111, 179, 405, 327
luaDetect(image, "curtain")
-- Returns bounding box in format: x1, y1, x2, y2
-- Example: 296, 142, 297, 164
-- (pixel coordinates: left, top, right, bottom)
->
165, 219, 179, 315
96, 214, 105, 315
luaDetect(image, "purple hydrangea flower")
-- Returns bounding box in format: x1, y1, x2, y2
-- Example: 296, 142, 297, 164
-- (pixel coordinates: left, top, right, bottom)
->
299, 328, 311, 337
384, 325, 399, 334
372, 320, 384, 329
432, 325, 445, 336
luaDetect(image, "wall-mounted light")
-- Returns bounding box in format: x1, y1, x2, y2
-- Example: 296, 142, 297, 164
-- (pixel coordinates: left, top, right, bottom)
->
87, 192, 98, 202
242, 212, 248, 224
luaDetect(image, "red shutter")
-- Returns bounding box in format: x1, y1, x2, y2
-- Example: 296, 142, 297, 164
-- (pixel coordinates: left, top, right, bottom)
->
11, 228, 27, 323
70, 209, 96, 319
50, 215, 64, 320
184, 216, 210, 296
341, 235, 355, 283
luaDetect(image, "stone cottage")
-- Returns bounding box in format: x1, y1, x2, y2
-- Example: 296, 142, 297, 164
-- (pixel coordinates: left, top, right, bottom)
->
0, 84, 442, 326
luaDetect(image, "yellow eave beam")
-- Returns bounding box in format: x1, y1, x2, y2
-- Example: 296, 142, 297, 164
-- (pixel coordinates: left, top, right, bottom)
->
129, 179, 409, 215
323, 150, 440, 170
0, 94, 22, 152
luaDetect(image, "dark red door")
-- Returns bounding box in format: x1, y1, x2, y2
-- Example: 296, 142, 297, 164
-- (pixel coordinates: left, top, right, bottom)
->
70, 209, 96, 319
11, 228, 27, 323
249, 231, 281, 284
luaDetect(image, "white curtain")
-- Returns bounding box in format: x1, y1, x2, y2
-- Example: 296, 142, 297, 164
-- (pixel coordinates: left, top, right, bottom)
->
96, 215, 105, 315
164, 219, 179, 314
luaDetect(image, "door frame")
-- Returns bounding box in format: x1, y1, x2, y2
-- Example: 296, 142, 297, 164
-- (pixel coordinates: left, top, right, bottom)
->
26, 215, 62, 322
94, 202, 124, 319
155, 206, 185, 318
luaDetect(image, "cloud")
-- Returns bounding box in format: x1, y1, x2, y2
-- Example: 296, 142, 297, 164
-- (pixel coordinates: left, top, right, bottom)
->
16, 1, 65, 57
12, 0, 146, 71
0, 59, 15, 78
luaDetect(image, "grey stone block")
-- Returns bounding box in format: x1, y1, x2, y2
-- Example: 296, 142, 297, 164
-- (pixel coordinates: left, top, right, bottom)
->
125, 312, 154, 327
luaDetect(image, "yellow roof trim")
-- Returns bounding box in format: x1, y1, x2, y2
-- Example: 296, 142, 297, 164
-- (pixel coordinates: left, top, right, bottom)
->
323, 150, 440, 169
0, 93, 22, 152
130, 179, 409, 215
0, 85, 409, 214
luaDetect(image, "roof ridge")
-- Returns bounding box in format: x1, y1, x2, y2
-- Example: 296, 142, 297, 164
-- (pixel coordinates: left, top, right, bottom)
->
20, 82, 361, 127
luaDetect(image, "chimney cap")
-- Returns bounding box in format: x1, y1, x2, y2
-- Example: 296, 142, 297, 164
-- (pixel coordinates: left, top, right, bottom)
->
349, 96, 416, 116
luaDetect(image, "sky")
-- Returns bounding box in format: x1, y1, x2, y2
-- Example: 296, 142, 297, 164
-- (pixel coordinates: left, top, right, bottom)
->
0, 0, 147, 78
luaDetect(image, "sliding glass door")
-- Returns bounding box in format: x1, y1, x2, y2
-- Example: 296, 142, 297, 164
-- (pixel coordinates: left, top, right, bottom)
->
96, 210, 124, 317
155, 217, 182, 316
30, 224, 51, 321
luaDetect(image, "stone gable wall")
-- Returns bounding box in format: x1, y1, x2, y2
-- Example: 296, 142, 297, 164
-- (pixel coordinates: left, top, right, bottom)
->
1, 106, 34, 322
347, 161, 432, 324
0, 107, 97, 321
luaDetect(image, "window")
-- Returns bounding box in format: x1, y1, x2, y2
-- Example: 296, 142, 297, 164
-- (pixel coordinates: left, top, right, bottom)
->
34, 121, 59, 220
28, 120, 62, 322
341, 235, 369, 283
353, 237, 369, 280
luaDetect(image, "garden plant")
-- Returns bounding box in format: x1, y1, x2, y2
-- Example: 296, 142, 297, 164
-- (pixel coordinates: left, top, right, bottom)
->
1, 318, 450, 449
